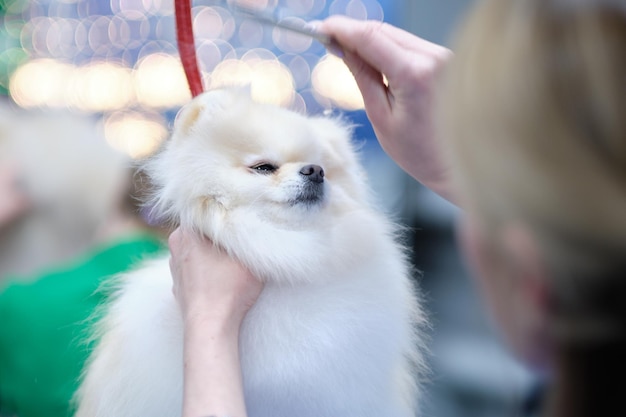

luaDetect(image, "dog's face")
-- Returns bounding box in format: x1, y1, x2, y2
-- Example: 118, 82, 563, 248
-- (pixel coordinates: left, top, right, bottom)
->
145, 89, 371, 281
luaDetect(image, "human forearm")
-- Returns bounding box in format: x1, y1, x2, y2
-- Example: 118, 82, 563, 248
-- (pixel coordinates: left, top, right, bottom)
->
169, 229, 262, 417
182, 317, 247, 417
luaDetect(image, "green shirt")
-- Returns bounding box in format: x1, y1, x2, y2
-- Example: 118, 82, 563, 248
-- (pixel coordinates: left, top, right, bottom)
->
0, 234, 165, 417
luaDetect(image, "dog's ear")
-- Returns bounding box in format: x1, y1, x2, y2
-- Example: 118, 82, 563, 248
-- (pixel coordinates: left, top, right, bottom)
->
174, 100, 204, 137
173, 88, 251, 139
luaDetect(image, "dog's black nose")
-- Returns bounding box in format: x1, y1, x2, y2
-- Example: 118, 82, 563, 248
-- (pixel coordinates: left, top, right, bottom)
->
299, 164, 324, 184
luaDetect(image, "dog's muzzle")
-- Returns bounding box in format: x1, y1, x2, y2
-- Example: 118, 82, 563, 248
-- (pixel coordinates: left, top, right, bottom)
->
299, 164, 324, 183
292, 164, 325, 205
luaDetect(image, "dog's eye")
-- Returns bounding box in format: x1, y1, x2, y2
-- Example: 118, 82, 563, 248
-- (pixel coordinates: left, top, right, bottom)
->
251, 163, 278, 174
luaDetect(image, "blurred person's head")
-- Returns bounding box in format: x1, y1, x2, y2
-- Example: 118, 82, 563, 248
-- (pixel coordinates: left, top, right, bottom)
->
0, 104, 136, 280
440, 0, 626, 394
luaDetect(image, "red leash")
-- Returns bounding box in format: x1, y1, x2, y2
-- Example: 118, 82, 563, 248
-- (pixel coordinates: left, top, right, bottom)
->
175, 0, 204, 97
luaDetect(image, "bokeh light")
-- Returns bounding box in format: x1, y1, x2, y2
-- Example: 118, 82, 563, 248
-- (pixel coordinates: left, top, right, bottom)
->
134, 52, 191, 108
112, 0, 152, 20
285, 0, 326, 16
197, 39, 236, 73
3, 0, 385, 155
238, 19, 264, 47
10, 59, 75, 109
88, 16, 116, 56
235, 0, 276, 10
104, 110, 169, 159
0, 47, 27, 94
272, 18, 313, 53
69, 60, 134, 112
209, 52, 295, 107
194, 6, 225, 40
312, 54, 364, 110
281, 53, 311, 90
329, 0, 384, 20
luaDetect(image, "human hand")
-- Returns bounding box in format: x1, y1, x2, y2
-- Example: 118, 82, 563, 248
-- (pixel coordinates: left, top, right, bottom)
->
169, 228, 262, 417
0, 164, 30, 229
168, 228, 263, 332
319, 16, 455, 202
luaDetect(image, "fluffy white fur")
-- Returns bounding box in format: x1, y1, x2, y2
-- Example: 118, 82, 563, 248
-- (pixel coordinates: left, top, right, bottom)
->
75, 89, 427, 417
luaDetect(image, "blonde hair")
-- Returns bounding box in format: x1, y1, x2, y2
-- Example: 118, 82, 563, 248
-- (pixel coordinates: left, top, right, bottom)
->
440, 0, 626, 338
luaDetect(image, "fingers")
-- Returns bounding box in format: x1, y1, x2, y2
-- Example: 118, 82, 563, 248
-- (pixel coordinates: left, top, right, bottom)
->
167, 227, 183, 255
342, 50, 392, 124
318, 15, 451, 136
168, 227, 212, 259
167, 227, 258, 296
321, 17, 408, 82
319, 16, 449, 82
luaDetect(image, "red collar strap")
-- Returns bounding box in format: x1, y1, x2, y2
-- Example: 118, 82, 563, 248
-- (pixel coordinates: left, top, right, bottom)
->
175, 0, 204, 97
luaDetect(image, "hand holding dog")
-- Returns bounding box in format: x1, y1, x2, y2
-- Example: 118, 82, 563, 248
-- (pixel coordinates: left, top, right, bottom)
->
169, 228, 263, 327
168, 228, 263, 417
319, 16, 454, 202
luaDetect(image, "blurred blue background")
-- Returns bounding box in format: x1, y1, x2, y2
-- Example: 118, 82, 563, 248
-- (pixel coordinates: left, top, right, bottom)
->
0, 1, 540, 416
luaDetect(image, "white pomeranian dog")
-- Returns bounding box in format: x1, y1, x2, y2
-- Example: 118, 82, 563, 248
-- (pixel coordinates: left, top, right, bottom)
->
75, 88, 427, 417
